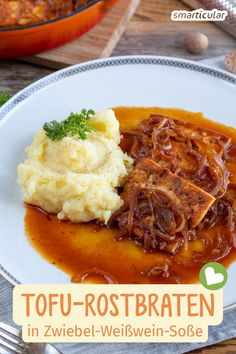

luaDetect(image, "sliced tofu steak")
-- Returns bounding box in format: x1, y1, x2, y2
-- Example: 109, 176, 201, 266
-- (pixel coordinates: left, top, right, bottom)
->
110, 159, 215, 254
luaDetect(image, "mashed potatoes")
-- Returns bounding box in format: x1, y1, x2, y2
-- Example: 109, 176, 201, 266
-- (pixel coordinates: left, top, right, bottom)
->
18, 109, 133, 224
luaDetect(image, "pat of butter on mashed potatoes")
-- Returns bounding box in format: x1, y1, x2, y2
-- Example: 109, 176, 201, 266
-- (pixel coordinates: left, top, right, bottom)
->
18, 109, 133, 224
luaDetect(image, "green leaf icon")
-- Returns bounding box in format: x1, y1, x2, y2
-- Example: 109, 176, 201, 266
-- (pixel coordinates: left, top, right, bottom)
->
199, 262, 227, 290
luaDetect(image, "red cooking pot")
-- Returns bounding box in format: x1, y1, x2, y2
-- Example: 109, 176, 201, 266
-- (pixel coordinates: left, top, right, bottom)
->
0, 0, 117, 58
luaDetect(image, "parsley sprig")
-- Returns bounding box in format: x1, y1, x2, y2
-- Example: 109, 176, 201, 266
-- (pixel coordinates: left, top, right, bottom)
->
43, 109, 95, 141
0, 91, 11, 107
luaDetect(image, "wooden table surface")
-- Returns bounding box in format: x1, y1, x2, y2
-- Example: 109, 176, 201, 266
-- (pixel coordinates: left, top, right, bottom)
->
0, 0, 235, 352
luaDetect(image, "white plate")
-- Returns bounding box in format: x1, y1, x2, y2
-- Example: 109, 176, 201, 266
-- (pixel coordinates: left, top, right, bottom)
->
0, 56, 235, 310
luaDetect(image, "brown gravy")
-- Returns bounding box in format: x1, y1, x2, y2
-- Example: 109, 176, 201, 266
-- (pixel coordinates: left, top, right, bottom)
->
25, 107, 236, 284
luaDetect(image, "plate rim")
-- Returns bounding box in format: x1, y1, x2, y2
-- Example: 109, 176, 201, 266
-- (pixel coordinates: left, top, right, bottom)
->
1, 55, 235, 123
0, 55, 235, 313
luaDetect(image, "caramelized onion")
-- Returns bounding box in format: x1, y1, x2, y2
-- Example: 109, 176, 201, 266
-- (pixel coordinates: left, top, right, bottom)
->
128, 114, 231, 198
142, 264, 170, 278
111, 114, 235, 261
110, 184, 187, 252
